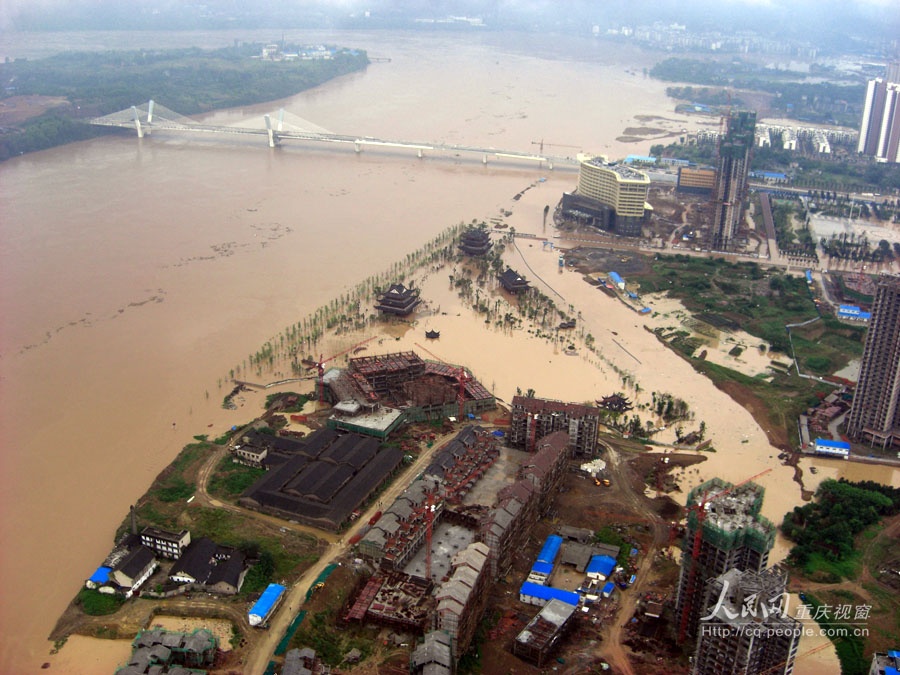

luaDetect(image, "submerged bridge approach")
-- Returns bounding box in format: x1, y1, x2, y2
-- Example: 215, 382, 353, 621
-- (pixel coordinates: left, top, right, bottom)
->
91, 100, 577, 169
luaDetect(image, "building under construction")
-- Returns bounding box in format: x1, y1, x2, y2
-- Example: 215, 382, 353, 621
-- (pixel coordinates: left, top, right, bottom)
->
508, 396, 600, 456
675, 478, 776, 642
343, 569, 434, 633
692, 566, 801, 675
349, 429, 569, 667
435, 542, 491, 655
710, 111, 756, 251
324, 351, 495, 434
511, 598, 578, 667
480, 432, 570, 578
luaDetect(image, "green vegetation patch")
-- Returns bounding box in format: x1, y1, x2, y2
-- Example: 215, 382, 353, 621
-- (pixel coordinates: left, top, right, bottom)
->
595, 526, 631, 568
0, 44, 369, 161
207, 455, 265, 500
186, 507, 318, 594
782, 479, 900, 577
689, 358, 829, 446
77, 589, 125, 616
637, 256, 827, 356
290, 564, 374, 666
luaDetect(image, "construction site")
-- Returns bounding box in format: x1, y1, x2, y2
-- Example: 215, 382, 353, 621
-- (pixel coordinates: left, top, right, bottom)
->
322, 350, 496, 439
674, 475, 777, 644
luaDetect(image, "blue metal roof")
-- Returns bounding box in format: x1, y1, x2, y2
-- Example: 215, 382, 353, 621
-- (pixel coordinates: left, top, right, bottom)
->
519, 581, 580, 606
609, 271, 624, 286
531, 561, 554, 576
603, 582, 616, 594
814, 438, 850, 450
586, 555, 616, 577
536, 535, 563, 566
89, 566, 112, 584
249, 583, 286, 622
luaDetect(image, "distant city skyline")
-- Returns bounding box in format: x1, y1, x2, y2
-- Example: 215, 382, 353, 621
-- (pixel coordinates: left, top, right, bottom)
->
3, 0, 899, 45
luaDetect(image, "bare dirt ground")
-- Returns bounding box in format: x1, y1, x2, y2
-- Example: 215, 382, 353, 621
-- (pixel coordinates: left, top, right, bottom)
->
0, 95, 71, 125
787, 514, 900, 659
477, 442, 707, 675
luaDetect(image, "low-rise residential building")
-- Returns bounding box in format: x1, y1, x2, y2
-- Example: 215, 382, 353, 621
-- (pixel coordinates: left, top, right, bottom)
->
169, 537, 248, 595
111, 546, 157, 599
411, 630, 454, 675
140, 527, 191, 560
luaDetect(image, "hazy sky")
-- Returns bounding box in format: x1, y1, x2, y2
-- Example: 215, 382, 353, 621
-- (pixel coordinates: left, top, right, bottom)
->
2, 0, 899, 44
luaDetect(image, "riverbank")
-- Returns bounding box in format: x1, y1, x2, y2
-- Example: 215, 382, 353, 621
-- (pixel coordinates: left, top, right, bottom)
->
3, 29, 890, 673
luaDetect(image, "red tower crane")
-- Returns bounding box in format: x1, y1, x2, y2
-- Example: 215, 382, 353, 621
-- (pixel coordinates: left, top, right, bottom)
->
310, 336, 376, 405
425, 491, 436, 581
414, 343, 470, 419
677, 467, 773, 643
527, 411, 538, 452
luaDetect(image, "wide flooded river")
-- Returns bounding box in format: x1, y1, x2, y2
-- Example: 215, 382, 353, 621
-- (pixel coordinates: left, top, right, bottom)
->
0, 29, 891, 673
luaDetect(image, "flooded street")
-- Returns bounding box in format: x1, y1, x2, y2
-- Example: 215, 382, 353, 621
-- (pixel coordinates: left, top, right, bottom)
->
0, 28, 894, 673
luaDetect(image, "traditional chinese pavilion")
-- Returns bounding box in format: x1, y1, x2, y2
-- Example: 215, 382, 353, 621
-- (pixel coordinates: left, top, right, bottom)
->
458, 228, 492, 256
375, 284, 422, 316
498, 268, 530, 294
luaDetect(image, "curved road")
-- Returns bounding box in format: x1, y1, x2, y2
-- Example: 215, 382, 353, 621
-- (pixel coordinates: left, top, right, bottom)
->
595, 444, 669, 675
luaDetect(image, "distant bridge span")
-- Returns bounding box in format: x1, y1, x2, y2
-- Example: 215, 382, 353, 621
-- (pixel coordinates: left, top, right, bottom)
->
90, 100, 578, 168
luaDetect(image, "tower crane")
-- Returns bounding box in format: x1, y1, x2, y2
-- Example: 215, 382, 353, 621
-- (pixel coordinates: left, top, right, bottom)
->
530, 139, 582, 154
758, 641, 832, 674
677, 468, 774, 643
425, 491, 436, 581
309, 336, 376, 405
414, 343, 470, 419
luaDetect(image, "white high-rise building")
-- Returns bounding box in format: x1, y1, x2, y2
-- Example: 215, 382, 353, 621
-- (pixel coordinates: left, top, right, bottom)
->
858, 62, 900, 163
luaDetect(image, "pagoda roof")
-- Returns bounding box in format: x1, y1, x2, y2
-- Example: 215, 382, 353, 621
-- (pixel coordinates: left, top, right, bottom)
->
499, 268, 529, 292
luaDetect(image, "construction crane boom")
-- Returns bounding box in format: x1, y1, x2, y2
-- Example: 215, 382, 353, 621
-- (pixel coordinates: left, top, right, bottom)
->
312, 336, 376, 405
414, 343, 470, 419
758, 641, 831, 675
677, 468, 773, 643
530, 139, 582, 154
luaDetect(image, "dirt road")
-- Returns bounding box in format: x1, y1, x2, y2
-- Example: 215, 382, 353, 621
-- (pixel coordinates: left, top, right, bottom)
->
242, 427, 463, 675
196, 440, 338, 544
596, 444, 669, 675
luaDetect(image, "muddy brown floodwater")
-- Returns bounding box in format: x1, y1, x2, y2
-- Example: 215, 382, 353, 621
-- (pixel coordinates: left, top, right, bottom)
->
0, 28, 892, 674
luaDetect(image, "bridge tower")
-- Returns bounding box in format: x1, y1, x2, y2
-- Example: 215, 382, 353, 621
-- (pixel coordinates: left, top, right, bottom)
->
264, 114, 278, 148
131, 106, 144, 138
130, 100, 156, 138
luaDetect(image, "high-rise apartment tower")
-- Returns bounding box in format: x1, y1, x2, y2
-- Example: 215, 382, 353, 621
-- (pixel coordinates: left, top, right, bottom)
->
675, 478, 776, 642
858, 62, 900, 163
710, 111, 756, 251
846, 275, 900, 447
692, 566, 801, 675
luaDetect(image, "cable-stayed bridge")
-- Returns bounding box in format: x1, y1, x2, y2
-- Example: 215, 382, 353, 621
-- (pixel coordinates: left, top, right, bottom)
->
90, 100, 576, 168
